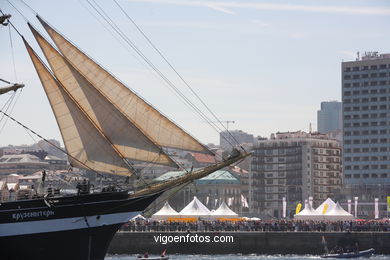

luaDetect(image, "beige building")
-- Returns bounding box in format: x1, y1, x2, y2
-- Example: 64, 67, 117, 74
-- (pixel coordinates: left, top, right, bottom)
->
251, 131, 342, 218
0, 154, 49, 175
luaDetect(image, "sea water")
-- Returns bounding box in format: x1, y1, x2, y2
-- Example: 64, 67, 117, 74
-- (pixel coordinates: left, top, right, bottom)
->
106, 255, 390, 260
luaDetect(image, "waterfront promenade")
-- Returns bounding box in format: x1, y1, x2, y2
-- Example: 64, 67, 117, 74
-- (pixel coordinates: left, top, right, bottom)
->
109, 220, 390, 255
109, 231, 390, 255
120, 219, 390, 232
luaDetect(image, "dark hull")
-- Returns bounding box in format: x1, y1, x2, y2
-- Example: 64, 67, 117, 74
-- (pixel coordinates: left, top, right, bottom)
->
0, 191, 161, 260
2, 223, 121, 260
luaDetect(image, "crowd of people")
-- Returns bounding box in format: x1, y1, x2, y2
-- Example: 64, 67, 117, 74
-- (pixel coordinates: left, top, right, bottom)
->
121, 219, 390, 233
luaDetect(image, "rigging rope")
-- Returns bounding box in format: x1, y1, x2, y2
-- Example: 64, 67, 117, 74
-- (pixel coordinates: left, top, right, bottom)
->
86, 0, 240, 151
112, 0, 244, 151
79, 0, 202, 132
4, 2, 247, 194
8, 23, 17, 82
142, 154, 246, 215
3, 4, 158, 190
6, 2, 241, 151
0, 90, 16, 125
14, 1, 241, 153
0, 87, 22, 135
0, 108, 125, 189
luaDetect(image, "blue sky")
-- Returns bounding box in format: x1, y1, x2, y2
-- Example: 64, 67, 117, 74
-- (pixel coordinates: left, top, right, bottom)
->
0, 0, 389, 146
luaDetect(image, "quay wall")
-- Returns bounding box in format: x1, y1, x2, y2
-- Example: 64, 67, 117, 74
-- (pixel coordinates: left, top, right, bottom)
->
108, 231, 390, 255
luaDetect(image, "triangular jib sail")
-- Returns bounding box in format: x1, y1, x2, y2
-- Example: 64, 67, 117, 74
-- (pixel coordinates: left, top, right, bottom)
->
23, 39, 131, 176
28, 24, 177, 168
37, 16, 212, 155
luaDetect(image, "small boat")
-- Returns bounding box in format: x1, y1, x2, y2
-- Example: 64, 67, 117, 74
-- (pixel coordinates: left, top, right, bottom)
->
136, 250, 169, 260
322, 248, 375, 258
136, 256, 169, 260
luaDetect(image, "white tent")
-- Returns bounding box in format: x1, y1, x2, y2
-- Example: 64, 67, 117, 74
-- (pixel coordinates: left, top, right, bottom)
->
179, 196, 211, 219
315, 198, 337, 215
211, 201, 238, 219
151, 201, 179, 220
294, 201, 319, 220
130, 214, 146, 221
324, 202, 354, 221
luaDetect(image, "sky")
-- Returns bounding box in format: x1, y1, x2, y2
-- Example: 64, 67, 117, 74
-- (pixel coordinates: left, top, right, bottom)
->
0, 0, 389, 147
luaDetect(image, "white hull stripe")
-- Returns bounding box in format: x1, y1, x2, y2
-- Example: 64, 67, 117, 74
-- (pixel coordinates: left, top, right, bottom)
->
0, 211, 141, 237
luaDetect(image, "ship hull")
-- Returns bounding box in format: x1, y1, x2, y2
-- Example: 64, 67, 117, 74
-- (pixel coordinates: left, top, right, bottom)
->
0, 191, 161, 260
2, 223, 121, 260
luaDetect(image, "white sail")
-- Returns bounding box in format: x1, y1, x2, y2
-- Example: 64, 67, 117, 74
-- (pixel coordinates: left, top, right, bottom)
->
23, 39, 131, 176
28, 24, 177, 168
37, 16, 212, 155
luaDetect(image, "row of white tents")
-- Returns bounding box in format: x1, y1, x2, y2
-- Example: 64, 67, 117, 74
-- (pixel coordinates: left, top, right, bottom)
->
152, 196, 239, 220
294, 198, 354, 221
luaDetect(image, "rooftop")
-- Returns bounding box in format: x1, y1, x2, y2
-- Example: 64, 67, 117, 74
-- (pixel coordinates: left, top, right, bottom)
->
0, 154, 48, 165
154, 169, 240, 185
188, 153, 216, 164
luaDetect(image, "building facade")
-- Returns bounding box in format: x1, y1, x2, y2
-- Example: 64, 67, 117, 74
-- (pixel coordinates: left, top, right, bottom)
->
342, 52, 390, 184
219, 130, 254, 151
0, 154, 49, 175
317, 101, 342, 133
149, 169, 245, 214
251, 131, 342, 218
341, 52, 390, 217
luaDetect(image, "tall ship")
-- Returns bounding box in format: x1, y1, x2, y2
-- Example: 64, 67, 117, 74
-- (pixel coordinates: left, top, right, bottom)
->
0, 6, 248, 260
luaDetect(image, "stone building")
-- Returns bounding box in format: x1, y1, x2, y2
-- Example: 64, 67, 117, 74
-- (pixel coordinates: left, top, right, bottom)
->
150, 169, 246, 214
0, 154, 49, 176
250, 131, 342, 218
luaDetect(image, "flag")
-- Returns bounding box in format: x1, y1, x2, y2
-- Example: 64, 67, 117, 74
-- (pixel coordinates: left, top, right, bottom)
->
309, 196, 313, 207
322, 204, 329, 215
347, 199, 352, 213
387, 196, 390, 212
215, 198, 218, 207
282, 197, 286, 218
228, 197, 232, 206
354, 197, 358, 218
374, 198, 379, 219
296, 203, 302, 214
206, 196, 209, 205
241, 194, 249, 208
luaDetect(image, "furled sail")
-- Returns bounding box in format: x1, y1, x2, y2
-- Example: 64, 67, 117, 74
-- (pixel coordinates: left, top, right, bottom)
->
37, 16, 212, 155
23, 39, 132, 176
28, 24, 177, 168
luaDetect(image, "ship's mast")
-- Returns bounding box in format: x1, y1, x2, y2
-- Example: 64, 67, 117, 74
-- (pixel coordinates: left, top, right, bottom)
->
0, 79, 24, 95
